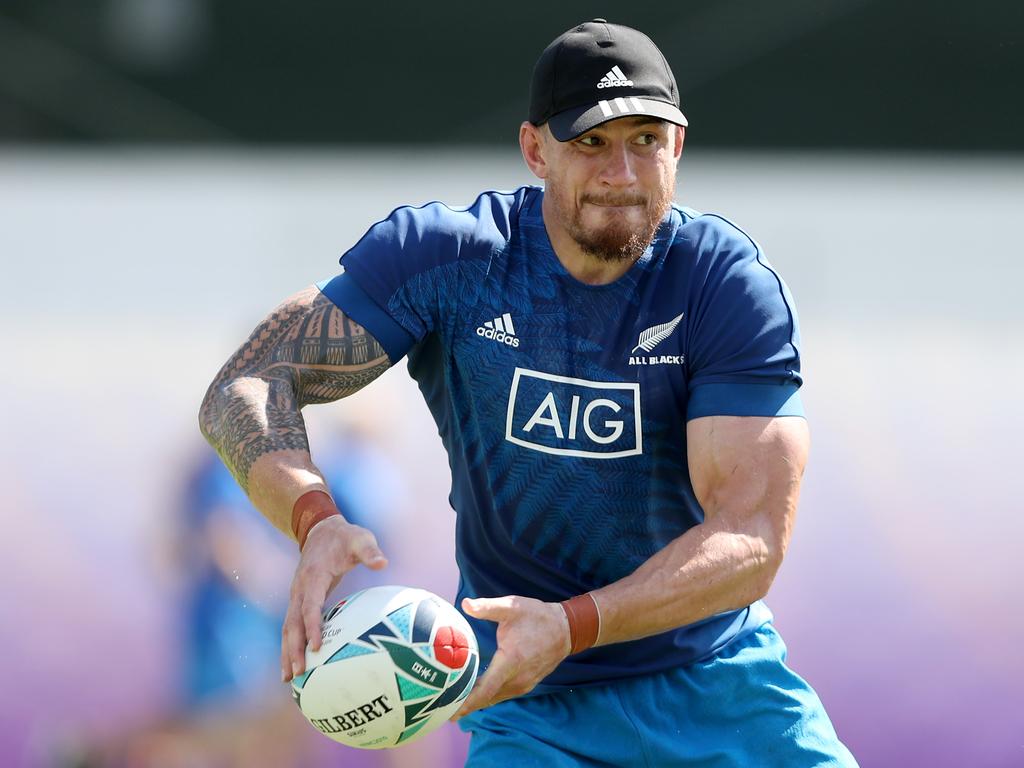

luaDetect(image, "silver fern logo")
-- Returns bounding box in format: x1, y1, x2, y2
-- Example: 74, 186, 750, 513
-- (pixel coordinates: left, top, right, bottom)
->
631, 313, 684, 353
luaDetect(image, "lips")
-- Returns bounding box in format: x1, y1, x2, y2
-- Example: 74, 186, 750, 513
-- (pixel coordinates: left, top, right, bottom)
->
582, 198, 646, 208
585, 201, 638, 210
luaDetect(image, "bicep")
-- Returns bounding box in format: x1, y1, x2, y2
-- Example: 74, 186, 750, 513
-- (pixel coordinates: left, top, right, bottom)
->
686, 415, 809, 543
211, 284, 392, 406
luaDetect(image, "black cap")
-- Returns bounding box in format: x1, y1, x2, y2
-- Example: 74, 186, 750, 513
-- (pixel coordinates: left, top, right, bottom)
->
529, 19, 688, 141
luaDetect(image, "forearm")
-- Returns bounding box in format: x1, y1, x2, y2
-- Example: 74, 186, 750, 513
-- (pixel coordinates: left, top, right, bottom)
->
584, 415, 807, 647
197, 285, 391, 538
199, 375, 332, 537
591, 515, 780, 646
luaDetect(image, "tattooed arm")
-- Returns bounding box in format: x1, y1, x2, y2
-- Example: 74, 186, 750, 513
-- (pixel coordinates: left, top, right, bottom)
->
198, 284, 391, 536
200, 285, 397, 680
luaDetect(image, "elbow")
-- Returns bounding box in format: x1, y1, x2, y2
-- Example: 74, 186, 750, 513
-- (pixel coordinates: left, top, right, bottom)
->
725, 523, 785, 605
198, 381, 224, 447
738, 506, 789, 603
748, 541, 784, 603
198, 404, 213, 445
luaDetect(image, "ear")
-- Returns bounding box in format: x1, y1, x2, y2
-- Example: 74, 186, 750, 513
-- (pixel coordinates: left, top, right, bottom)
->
673, 125, 685, 161
520, 121, 549, 180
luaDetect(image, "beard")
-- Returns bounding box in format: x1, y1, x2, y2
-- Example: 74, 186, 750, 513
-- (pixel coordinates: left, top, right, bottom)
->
549, 176, 675, 263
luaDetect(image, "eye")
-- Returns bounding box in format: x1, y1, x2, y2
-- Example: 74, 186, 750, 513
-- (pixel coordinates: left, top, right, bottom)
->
577, 135, 603, 147
635, 132, 658, 146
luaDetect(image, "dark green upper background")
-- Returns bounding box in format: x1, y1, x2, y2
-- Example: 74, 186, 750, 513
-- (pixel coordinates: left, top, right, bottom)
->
1, 0, 1021, 149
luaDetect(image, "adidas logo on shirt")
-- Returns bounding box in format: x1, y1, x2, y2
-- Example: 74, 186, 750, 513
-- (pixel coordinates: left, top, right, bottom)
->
597, 66, 634, 89
477, 312, 520, 348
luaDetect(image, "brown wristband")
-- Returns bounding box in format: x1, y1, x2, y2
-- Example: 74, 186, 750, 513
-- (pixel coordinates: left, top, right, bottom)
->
291, 490, 340, 550
560, 592, 601, 655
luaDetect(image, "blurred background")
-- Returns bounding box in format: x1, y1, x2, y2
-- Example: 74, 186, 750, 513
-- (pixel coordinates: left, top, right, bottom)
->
1, 2, 1021, 766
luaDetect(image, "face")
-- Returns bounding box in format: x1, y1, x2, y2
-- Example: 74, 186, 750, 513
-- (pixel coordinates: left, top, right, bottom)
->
522, 117, 683, 262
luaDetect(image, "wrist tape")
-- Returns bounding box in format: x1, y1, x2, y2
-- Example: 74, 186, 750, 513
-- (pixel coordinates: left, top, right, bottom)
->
560, 592, 601, 655
291, 490, 339, 550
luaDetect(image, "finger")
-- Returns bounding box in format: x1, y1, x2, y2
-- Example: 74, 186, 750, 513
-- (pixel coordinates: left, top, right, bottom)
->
352, 530, 388, 570
453, 669, 506, 719
285, 599, 310, 680
280, 624, 291, 683
281, 602, 303, 682
359, 542, 388, 570
453, 649, 514, 720
301, 571, 333, 653
461, 596, 514, 622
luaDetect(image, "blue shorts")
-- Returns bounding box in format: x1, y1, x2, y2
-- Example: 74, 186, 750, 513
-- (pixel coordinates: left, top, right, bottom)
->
459, 623, 858, 767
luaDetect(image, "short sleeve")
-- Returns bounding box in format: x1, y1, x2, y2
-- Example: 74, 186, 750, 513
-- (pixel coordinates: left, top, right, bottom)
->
317, 196, 501, 364
685, 219, 804, 421
317, 272, 415, 365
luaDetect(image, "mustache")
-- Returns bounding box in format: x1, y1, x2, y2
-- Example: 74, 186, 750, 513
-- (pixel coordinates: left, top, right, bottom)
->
580, 194, 648, 206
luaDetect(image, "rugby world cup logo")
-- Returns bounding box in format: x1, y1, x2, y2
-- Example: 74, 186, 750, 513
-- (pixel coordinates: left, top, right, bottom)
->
505, 368, 642, 458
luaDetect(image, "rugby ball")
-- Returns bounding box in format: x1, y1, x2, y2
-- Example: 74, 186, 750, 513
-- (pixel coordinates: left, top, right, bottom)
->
291, 585, 478, 749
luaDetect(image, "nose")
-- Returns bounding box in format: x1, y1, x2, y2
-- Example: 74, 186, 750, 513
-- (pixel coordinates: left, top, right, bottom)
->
598, 141, 637, 187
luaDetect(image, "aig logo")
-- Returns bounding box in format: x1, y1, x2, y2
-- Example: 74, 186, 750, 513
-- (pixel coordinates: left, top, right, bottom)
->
505, 368, 642, 459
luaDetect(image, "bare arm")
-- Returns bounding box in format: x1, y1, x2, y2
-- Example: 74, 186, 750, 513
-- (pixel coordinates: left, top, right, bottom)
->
198, 284, 391, 536
591, 414, 809, 643
456, 413, 809, 717
199, 284, 396, 681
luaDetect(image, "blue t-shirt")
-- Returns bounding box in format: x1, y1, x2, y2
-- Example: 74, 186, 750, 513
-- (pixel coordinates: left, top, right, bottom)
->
318, 185, 803, 691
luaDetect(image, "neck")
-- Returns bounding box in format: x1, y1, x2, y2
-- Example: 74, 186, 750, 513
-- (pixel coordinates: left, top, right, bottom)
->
541, 196, 640, 286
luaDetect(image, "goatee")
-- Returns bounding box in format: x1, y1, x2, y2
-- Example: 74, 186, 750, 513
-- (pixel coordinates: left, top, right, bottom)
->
560, 186, 674, 263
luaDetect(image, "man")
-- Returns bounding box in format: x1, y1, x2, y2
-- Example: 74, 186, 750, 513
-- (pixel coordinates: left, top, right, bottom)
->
199, 19, 857, 767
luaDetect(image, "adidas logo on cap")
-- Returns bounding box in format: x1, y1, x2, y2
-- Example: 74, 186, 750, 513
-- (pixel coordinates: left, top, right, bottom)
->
597, 65, 634, 89
476, 312, 520, 348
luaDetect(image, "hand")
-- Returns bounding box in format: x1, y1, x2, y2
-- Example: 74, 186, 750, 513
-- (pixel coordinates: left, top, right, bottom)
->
280, 516, 387, 682
452, 595, 571, 720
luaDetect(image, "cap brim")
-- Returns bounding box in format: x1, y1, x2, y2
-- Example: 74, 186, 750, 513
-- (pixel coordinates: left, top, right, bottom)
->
547, 98, 688, 142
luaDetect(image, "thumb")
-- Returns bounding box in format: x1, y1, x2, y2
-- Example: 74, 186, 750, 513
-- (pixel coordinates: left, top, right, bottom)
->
359, 543, 388, 570
462, 596, 511, 622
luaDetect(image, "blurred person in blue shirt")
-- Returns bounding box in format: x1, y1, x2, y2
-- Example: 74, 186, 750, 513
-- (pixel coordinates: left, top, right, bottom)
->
178, 450, 296, 709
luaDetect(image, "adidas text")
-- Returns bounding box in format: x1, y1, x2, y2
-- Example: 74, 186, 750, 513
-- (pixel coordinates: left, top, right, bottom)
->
478, 312, 520, 347
597, 66, 634, 89
477, 326, 520, 348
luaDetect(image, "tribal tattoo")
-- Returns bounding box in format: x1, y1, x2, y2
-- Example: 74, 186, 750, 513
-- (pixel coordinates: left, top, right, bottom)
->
198, 286, 391, 492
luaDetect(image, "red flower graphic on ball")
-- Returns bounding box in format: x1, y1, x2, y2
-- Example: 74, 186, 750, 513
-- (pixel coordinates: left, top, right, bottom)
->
433, 626, 470, 669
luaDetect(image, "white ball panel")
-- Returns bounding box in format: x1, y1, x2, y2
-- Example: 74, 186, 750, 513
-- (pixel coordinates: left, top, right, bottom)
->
292, 585, 480, 750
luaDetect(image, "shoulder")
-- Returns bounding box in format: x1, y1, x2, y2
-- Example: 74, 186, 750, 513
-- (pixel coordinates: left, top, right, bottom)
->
669, 205, 789, 291
370, 186, 536, 255
672, 205, 762, 264
674, 206, 803, 392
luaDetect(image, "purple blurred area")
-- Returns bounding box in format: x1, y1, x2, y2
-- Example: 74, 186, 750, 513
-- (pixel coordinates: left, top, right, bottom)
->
1, 150, 1022, 767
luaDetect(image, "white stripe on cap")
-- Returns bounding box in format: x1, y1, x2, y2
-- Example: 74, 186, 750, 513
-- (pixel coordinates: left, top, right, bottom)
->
598, 100, 613, 117
612, 65, 628, 81
629, 97, 645, 112
614, 97, 629, 113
